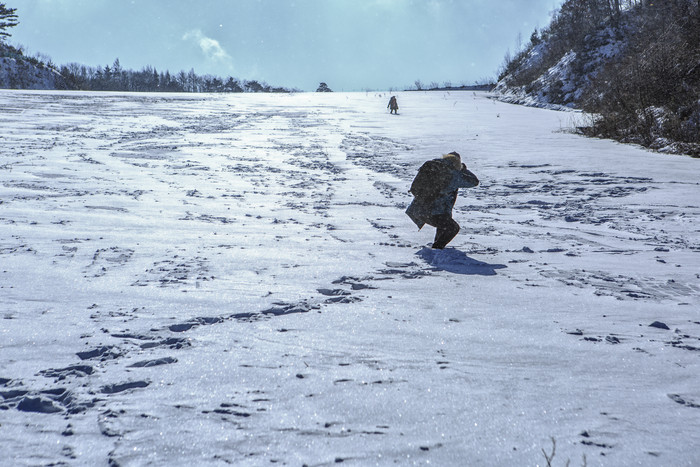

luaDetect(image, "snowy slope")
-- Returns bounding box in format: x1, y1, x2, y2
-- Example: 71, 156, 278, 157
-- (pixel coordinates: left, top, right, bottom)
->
494, 25, 626, 110
0, 56, 67, 90
0, 90, 699, 466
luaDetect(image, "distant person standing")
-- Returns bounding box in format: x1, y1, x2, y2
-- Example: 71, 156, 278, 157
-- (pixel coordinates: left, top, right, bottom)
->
406, 152, 479, 249
387, 96, 399, 114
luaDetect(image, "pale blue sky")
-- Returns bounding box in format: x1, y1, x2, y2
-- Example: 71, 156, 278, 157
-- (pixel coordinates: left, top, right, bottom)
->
10, 0, 563, 91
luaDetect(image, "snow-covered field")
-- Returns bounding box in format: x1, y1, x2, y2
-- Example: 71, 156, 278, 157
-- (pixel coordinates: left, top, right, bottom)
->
1, 90, 698, 466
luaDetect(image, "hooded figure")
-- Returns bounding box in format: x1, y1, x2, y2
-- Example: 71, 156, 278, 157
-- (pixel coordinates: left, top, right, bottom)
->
406, 151, 479, 249
387, 96, 399, 114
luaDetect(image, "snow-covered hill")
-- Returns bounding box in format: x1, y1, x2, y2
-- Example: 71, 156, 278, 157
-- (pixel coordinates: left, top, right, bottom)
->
493, 23, 627, 110
1, 90, 699, 466
496, 30, 626, 111
0, 55, 67, 90
494, 2, 700, 157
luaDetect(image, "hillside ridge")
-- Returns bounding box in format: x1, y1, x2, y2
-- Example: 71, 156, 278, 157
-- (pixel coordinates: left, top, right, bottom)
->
494, 0, 700, 156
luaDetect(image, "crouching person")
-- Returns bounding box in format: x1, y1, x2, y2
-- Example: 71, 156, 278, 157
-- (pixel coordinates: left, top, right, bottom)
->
406, 151, 479, 249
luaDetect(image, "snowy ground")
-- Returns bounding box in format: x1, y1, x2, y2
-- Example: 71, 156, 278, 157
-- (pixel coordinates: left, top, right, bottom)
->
1, 90, 699, 466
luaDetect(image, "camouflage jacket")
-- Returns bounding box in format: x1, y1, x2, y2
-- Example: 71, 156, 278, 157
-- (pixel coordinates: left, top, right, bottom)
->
405, 159, 479, 229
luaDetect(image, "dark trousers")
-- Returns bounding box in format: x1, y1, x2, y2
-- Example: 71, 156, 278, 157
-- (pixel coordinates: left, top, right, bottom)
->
426, 214, 460, 249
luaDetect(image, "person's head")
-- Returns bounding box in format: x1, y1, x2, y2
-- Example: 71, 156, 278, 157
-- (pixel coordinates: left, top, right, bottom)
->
442, 151, 462, 170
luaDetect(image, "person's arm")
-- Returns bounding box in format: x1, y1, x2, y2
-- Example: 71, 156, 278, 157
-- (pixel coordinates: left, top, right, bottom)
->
456, 163, 479, 188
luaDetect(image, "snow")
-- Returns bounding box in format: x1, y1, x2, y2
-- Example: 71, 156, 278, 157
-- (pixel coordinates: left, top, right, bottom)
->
494, 26, 627, 111
1, 89, 699, 466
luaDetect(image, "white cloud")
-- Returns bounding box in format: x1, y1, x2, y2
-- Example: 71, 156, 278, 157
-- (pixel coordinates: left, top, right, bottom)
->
182, 29, 233, 66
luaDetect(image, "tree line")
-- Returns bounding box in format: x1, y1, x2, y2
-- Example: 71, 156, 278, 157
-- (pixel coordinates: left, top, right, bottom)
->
0, 3, 296, 93
59, 59, 295, 93
0, 45, 297, 93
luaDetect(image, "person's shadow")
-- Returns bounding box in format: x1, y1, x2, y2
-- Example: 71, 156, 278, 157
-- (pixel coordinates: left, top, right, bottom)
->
416, 247, 507, 276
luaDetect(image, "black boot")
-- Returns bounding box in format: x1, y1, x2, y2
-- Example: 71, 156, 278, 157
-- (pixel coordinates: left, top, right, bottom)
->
431, 216, 460, 249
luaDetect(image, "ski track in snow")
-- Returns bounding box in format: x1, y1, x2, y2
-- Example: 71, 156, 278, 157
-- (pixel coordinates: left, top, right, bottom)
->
1, 90, 699, 466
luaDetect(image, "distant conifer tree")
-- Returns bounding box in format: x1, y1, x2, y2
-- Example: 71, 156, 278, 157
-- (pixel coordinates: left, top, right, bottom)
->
0, 3, 19, 41
316, 82, 332, 92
